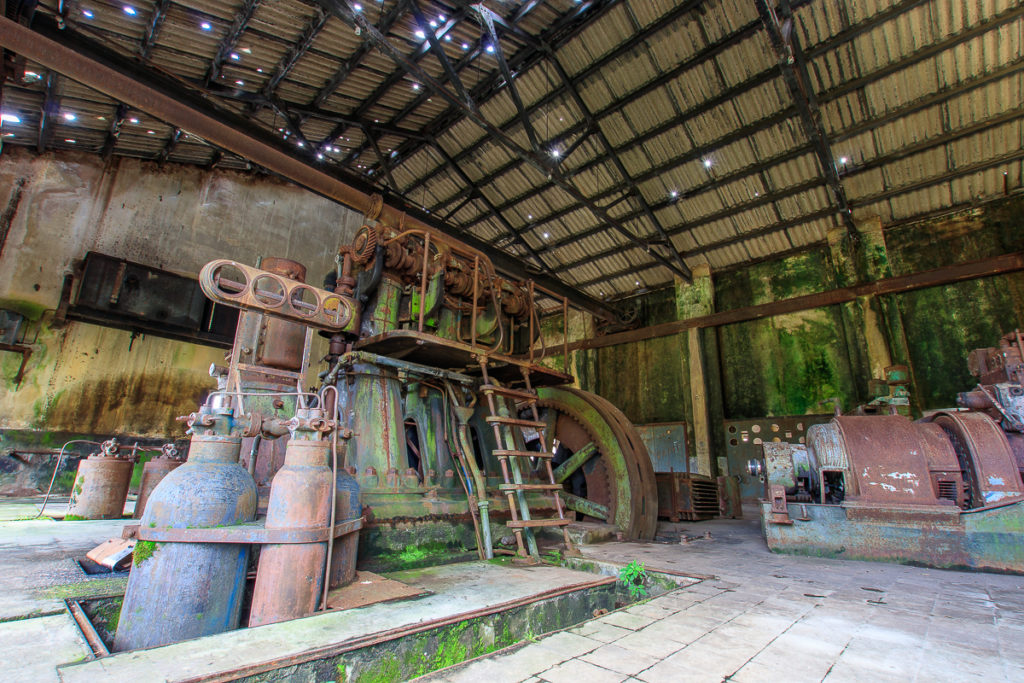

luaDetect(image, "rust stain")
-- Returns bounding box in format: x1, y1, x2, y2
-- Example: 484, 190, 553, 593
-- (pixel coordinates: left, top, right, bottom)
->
44, 373, 211, 435
0, 177, 27, 259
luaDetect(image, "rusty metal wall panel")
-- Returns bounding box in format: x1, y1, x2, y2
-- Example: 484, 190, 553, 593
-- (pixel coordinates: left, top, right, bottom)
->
725, 415, 833, 500
635, 422, 689, 473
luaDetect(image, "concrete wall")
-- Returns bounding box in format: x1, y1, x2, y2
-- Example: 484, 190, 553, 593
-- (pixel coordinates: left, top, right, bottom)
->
566, 195, 1024, 473
0, 148, 362, 438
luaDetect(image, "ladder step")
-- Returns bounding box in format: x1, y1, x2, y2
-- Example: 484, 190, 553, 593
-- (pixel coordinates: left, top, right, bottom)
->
480, 384, 538, 402
499, 483, 564, 491
506, 518, 571, 528
485, 416, 546, 429
494, 449, 554, 459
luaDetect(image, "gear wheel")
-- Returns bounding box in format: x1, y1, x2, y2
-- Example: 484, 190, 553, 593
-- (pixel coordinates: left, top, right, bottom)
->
352, 224, 378, 265
535, 387, 658, 540
533, 401, 613, 515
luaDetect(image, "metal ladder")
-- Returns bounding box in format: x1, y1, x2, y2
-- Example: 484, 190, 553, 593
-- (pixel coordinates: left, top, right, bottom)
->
479, 361, 573, 560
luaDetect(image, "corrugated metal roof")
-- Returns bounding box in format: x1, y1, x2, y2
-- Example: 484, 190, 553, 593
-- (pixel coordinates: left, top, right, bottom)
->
2, 0, 1021, 300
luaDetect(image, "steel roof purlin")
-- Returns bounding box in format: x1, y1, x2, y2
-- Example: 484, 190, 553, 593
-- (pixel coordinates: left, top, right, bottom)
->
0, 0, 1021, 299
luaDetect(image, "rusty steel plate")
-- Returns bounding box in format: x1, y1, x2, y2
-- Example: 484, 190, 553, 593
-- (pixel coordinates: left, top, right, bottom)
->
725, 415, 833, 500
635, 422, 689, 473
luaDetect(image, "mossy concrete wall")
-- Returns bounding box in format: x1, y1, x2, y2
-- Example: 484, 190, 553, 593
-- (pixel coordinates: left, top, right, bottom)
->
0, 148, 361, 446
555, 196, 1024, 474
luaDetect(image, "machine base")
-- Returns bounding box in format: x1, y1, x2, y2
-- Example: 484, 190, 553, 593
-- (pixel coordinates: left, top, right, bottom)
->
760, 500, 1024, 574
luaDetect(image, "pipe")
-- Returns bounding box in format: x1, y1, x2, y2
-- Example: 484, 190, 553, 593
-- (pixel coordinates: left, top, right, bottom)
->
445, 383, 493, 558
320, 385, 341, 611
35, 440, 102, 518
339, 351, 475, 384
247, 435, 262, 477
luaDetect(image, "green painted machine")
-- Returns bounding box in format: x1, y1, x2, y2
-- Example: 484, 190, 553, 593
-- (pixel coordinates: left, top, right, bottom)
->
198, 221, 658, 570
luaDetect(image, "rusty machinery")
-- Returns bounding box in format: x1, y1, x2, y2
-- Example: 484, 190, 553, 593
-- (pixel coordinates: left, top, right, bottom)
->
114, 217, 657, 651
751, 331, 1024, 573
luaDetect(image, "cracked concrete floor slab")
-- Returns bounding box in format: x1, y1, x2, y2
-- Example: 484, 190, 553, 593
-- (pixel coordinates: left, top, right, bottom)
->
419, 510, 1024, 683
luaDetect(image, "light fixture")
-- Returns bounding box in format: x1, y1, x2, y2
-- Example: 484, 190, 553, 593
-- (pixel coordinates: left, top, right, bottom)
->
235, 80, 245, 85
703, 158, 712, 168
63, 112, 77, 122
230, 52, 240, 60
485, 44, 495, 53
82, 9, 94, 18
129, 117, 140, 124
839, 156, 848, 165
257, 68, 263, 73
1, 113, 21, 124
444, 34, 451, 42
415, 29, 426, 39
669, 190, 678, 199
241, 47, 251, 54
527, 214, 533, 219
353, 2, 362, 10
429, 20, 437, 28
412, 83, 420, 91
123, 5, 137, 15
542, 232, 550, 239
438, 14, 445, 21
65, 138, 76, 143
1, 133, 14, 138
550, 148, 561, 158
317, 152, 324, 160
200, 21, 212, 31
461, 42, 470, 50
23, 71, 40, 81
297, 140, 305, 147
147, 130, 155, 134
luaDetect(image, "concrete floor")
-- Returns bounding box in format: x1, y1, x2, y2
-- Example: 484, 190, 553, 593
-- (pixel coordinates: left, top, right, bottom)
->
421, 512, 1024, 682
1, 499, 1021, 682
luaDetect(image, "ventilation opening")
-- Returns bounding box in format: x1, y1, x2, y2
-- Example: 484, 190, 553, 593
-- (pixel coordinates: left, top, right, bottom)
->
936, 479, 959, 503
822, 470, 845, 504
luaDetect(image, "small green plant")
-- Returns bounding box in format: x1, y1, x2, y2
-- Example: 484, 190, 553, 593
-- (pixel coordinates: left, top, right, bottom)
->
543, 549, 562, 565
618, 560, 648, 599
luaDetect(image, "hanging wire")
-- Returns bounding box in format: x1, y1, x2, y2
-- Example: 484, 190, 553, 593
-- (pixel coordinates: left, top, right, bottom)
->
35, 440, 102, 518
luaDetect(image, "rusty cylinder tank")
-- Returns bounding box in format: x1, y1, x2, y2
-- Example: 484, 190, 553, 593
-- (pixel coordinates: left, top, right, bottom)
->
252, 257, 308, 371
114, 434, 257, 651
329, 468, 361, 589
132, 455, 182, 520
66, 454, 133, 520
248, 437, 333, 627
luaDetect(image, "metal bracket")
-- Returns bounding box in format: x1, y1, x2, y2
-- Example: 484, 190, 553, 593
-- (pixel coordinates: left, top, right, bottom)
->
134, 516, 363, 544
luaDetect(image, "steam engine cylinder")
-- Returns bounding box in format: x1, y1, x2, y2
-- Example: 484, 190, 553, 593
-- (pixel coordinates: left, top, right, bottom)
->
114, 435, 257, 651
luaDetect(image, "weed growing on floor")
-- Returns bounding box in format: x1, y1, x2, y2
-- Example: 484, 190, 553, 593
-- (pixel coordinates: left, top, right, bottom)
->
618, 560, 648, 599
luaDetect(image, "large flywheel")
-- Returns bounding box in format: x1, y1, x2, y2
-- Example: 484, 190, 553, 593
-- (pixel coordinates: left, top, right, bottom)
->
534, 387, 658, 540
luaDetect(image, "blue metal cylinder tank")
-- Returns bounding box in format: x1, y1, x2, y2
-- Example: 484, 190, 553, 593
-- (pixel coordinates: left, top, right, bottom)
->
329, 467, 361, 589
114, 434, 257, 651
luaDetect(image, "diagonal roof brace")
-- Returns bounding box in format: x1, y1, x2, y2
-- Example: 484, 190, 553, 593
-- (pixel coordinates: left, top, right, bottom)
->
755, 0, 857, 238
317, 0, 694, 283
